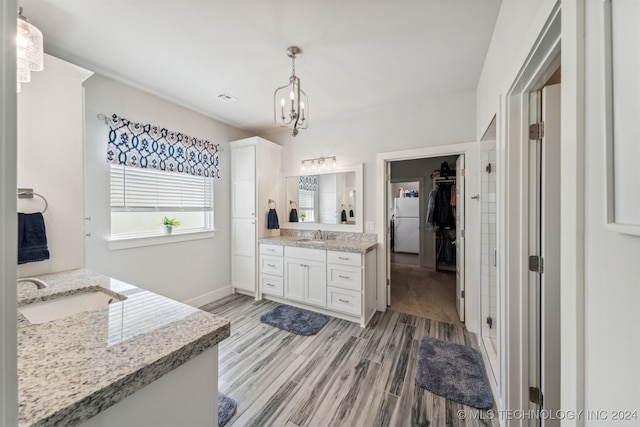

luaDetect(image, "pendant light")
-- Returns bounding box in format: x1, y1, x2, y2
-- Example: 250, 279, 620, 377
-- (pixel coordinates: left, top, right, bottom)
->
273, 46, 308, 137
17, 7, 44, 93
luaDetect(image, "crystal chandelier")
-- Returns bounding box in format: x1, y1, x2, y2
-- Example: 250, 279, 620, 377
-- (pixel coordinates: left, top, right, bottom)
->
274, 46, 308, 137
16, 7, 44, 93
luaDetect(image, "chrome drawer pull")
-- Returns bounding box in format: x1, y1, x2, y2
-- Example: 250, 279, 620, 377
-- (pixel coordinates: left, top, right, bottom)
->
267, 248, 276, 252
338, 257, 350, 260
267, 263, 276, 268
338, 298, 350, 303
266, 283, 275, 287
338, 275, 350, 279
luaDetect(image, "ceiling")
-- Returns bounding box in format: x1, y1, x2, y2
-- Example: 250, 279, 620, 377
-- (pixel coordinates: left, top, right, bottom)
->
20, 0, 502, 135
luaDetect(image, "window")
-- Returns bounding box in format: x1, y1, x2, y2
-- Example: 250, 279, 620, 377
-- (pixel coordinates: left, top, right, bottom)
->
298, 189, 316, 222
110, 164, 213, 237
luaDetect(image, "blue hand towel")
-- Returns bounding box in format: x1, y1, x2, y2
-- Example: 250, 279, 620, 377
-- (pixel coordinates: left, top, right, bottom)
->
267, 208, 280, 229
18, 212, 50, 264
289, 208, 298, 222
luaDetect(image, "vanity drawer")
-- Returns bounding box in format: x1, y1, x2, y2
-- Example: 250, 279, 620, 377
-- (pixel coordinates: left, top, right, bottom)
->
285, 246, 326, 262
260, 255, 284, 276
261, 274, 284, 297
327, 251, 362, 267
327, 264, 362, 291
327, 287, 362, 316
260, 244, 283, 256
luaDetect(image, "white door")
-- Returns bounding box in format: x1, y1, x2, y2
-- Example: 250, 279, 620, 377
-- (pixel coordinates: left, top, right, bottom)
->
455, 155, 465, 322
527, 84, 562, 422
231, 144, 255, 218
284, 259, 305, 302
386, 161, 392, 305
305, 260, 327, 307
540, 83, 561, 425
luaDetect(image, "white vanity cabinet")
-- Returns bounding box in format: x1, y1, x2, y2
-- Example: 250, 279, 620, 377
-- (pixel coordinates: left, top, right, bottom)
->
258, 242, 377, 326
284, 247, 327, 307
230, 137, 281, 297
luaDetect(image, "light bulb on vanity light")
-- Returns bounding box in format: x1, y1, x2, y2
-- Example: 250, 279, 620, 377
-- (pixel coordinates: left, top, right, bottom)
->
332, 157, 337, 168
311, 161, 316, 170
301, 161, 306, 171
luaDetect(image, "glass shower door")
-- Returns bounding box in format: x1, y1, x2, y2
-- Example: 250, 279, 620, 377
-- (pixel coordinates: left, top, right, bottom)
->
480, 143, 498, 381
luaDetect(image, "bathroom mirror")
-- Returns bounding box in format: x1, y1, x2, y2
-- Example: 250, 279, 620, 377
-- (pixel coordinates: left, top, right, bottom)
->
284, 163, 363, 232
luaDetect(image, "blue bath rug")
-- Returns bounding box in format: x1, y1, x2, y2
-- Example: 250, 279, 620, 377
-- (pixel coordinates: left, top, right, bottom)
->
218, 393, 236, 427
260, 305, 329, 335
415, 336, 493, 409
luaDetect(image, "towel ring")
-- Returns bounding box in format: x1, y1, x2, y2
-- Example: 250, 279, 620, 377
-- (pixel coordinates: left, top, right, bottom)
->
18, 188, 48, 214
289, 200, 298, 209
268, 199, 277, 209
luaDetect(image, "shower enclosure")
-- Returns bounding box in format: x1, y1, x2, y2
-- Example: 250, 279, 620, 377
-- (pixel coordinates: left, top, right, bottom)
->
480, 142, 498, 381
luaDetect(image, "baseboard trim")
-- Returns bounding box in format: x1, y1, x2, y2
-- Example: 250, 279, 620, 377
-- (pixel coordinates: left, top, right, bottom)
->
184, 286, 233, 308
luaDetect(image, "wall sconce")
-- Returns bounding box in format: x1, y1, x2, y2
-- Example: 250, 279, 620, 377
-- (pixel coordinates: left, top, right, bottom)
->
300, 156, 337, 171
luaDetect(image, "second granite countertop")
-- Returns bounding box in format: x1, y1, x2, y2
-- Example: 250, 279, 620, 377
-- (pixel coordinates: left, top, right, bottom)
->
258, 236, 377, 254
17, 269, 230, 427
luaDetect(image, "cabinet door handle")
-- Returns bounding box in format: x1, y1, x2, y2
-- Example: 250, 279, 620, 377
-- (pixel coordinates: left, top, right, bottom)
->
266, 283, 275, 287
338, 257, 350, 260
300, 264, 307, 268
338, 298, 350, 303
267, 248, 276, 252
267, 263, 276, 268
338, 275, 350, 279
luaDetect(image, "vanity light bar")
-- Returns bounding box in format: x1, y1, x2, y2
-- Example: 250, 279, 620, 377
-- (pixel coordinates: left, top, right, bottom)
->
301, 156, 337, 171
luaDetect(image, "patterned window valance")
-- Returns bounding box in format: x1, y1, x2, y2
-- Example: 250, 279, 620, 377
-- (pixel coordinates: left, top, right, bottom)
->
299, 175, 318, 191
107, 114, 220, 178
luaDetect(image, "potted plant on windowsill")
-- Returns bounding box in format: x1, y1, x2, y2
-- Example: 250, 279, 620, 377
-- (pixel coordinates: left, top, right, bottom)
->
162, 217, 180, 234
299, 213, 306, 222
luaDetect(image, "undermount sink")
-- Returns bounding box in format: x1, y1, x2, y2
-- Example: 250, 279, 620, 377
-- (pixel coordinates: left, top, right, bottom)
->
296, 239, 326, 244
18, 289, 124, 324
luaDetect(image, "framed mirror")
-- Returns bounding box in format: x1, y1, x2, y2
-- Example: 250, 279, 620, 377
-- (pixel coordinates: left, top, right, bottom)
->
283, 163, 363, 232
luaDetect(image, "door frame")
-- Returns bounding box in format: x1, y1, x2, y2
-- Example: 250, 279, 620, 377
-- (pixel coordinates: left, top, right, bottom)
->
500, 2, 586, 418
376, 141, 480, 334
1, 1, 19, 425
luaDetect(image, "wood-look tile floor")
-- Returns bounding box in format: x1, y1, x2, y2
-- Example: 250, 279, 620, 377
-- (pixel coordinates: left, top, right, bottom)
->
201, 295, 498, 427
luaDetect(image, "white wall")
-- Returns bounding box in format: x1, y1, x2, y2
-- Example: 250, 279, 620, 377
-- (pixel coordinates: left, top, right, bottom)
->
477, 0, 640, 422
265, 90, 476, 228
84, 74, 250, 304
17, 54, 92, 277
476, 0, 558, 136
583, 0, 640, 422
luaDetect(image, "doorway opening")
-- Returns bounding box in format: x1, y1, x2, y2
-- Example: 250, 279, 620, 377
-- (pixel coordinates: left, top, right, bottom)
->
387, 155, 463, 325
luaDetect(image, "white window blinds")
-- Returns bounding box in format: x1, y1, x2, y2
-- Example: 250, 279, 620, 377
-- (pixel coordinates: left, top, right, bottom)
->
110, 164, 213, 211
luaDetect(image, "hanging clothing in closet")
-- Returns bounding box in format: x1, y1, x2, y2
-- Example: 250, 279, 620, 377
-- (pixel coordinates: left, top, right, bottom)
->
430, 183, 456, 230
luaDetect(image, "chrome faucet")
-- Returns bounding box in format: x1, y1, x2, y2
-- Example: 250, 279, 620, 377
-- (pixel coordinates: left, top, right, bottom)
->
316, 229, 322, 240
17, 277, 49, 289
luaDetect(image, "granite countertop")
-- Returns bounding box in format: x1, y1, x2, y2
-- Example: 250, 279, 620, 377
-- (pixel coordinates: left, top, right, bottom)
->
258, 236, 378, 254
16, 269, 230, 427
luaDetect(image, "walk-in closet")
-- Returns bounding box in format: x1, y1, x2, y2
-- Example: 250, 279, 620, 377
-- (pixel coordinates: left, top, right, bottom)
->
388, 155, 462, 325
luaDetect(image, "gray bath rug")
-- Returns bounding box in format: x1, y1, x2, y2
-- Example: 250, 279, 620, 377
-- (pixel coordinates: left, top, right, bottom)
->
415, 336, 493, 409
260, 304, 329, 335
218, 393, 236, 427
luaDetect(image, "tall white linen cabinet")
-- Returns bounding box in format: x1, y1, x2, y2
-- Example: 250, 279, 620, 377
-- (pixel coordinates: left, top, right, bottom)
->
229, 137, 282, 297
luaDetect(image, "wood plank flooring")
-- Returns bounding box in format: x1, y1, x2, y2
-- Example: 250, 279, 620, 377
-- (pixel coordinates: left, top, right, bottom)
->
201, 295, 499, 427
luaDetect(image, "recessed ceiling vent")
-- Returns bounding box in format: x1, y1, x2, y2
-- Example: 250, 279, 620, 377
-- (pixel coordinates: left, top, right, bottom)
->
217, 93, 237, 103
